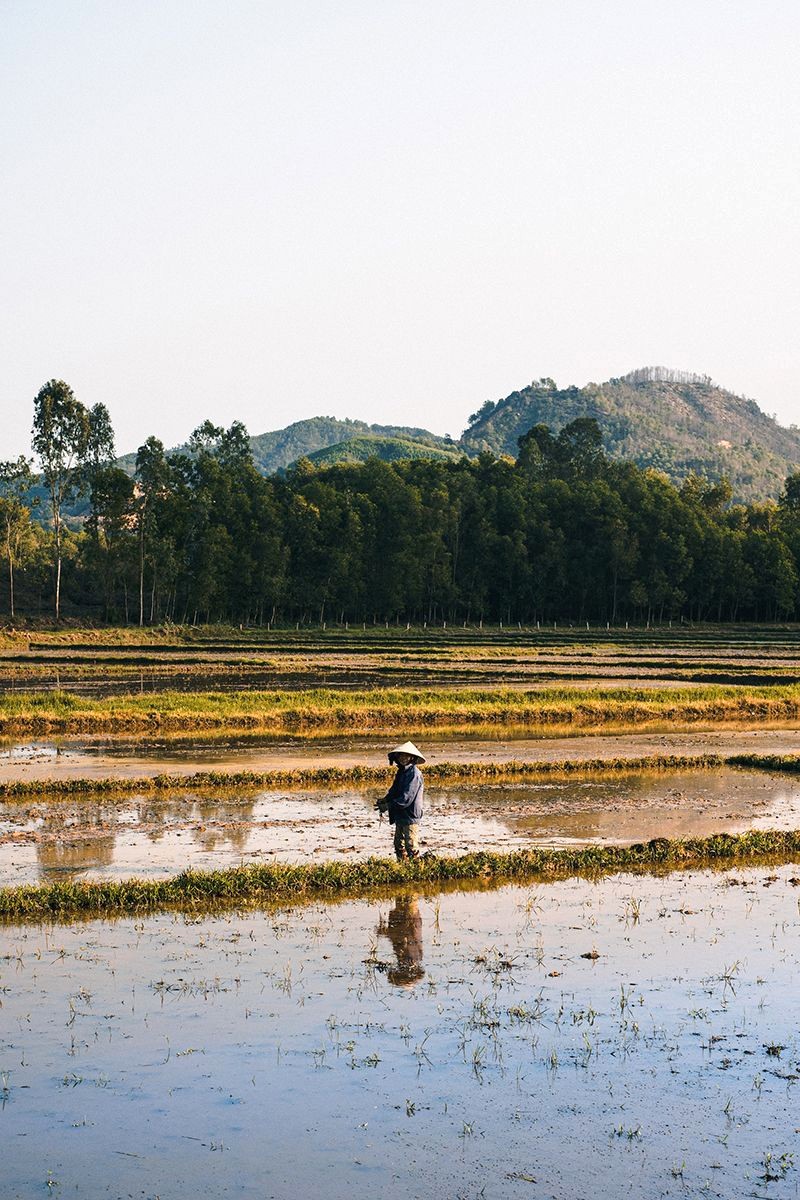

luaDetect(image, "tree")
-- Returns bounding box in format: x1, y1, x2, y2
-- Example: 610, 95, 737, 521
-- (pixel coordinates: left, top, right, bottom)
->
135, 437, 170, 626
0, 457, 36, 619
467, 400, 496, 427
85, 465, 135, 619
83, 402, 117, 542
780, 472, 800, 513
31, 380, 90, 620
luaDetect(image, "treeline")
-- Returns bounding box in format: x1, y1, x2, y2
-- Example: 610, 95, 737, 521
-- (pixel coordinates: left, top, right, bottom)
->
4, 381, 800, 625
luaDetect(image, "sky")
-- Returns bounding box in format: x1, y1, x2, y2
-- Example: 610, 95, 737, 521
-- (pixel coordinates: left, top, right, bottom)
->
2, 1, 800, 459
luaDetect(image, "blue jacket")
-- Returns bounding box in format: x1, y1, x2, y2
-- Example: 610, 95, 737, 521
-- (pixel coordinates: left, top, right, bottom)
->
384, 764, 424, 825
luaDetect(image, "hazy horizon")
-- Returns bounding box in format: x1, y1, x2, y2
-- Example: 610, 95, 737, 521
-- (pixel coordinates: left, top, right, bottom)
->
3, 2, 800, 460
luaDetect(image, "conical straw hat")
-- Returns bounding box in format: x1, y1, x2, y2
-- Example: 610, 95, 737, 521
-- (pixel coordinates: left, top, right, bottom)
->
388, 741, 426, 764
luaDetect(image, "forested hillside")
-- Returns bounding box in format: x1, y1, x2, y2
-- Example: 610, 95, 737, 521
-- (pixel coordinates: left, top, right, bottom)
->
461, 367, 800, 501
250, 417, 454, 474
109, 367, 799, 499
113, 417, 457, 478
303, 435, 462, 468
6, 381, 800, 627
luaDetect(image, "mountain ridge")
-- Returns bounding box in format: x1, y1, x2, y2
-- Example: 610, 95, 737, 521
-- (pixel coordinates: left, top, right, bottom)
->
113, 367, 800, 501
460, 368, 800, 501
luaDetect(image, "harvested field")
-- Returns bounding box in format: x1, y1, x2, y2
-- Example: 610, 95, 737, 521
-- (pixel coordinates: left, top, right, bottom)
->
1, 625, 800, 699
2, 683, 800, 737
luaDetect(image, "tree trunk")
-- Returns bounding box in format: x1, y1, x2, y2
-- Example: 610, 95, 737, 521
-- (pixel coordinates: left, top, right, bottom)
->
5, 526, 14, 619
54, 508, 62, 622
138, 520, 145, 627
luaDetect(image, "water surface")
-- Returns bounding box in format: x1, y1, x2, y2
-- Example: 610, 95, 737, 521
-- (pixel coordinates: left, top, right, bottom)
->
2, 869, 799, 1197
2, 767, 800, 884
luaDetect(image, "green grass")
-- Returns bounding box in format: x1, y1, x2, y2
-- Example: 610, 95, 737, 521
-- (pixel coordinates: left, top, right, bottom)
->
2, 684, 800, 734
3, 829, 800, 920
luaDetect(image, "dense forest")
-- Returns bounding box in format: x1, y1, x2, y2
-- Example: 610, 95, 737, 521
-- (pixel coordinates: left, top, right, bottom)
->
4, 379, 800, 627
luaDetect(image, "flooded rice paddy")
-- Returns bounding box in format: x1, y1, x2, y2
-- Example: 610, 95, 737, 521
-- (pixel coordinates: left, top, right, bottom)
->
2, 868, 800, 1198
3, 632, 800, 1194
3, 767, 800, 885
3, 629, 800, 698
2, 724, 800, 785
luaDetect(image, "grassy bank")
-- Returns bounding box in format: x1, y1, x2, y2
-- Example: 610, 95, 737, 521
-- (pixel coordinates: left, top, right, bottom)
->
2, 829, 799, 919
2, 684, 800, 735
0, 753, 733, 799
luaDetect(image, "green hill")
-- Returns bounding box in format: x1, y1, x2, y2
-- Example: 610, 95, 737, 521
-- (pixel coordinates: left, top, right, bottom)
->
298, 434, 463, 469
111, 418, 454, 478
103, 366, 800, 502
250, 417, 454, 475
460, 367, 800, 501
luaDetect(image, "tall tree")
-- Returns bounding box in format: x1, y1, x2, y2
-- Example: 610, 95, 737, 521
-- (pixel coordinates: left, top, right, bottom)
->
83, 402, 117, 542
135, 437, 170, 626
31, 380, 90, 620
0, 457, 36, 619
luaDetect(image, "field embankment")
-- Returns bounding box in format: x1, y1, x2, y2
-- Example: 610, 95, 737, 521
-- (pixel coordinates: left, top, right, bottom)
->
0, 751, 731, 798
3, 829, 800, 918
2, 683, 800, 735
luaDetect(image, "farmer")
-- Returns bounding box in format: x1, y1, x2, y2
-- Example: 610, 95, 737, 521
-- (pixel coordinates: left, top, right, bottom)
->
376, 740, 425, 860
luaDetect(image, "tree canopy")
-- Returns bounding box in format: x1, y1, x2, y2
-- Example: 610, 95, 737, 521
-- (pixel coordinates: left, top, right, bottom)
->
8, 396, 800, 626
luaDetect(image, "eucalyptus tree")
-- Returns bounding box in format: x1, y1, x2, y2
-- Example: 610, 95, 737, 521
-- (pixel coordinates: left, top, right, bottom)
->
82, 402, 117, 541
135, 437, 170, 626
0, 456, 36, 618
31, 380, 90, 620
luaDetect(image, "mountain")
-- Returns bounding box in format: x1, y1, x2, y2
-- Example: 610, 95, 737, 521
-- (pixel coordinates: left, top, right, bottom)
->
110, 418, 455, 478
250, 417, 454, 475
460, 367, 800, 501
106, 367, 799, 502
300, 434, 462, 469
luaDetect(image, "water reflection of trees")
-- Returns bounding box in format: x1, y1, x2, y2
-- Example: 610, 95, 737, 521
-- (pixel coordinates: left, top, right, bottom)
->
37, 835, 116, 877
139, 795, 256, 852
30, 792, 258, 876
377, 895, 425, 988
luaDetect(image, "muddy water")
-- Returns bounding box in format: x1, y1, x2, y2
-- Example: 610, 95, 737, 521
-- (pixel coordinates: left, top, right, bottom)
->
2, 868, 800, 1198
2, 767, 800, 884
2, 723, 800, 785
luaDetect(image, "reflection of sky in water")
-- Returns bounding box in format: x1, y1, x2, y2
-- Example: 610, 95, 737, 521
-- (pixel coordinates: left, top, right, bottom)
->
2, 870, 800, 1198
2, 768, 800, 884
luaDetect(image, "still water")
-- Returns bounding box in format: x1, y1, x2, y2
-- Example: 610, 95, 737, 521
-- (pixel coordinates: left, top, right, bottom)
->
1, 869, 799, 1198
2, 768, 800, 884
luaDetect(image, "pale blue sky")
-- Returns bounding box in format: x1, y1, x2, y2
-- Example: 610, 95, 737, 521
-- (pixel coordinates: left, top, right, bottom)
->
2, 1, 799, 458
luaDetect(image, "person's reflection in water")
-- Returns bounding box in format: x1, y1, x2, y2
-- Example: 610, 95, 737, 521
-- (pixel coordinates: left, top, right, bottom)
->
377, 894, 425, 988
